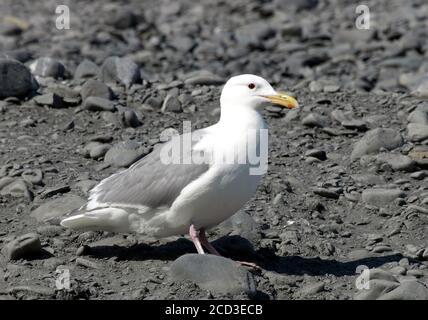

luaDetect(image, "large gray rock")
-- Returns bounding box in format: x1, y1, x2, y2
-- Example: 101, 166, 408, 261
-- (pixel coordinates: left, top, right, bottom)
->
99, 56, 141, 87
351, 128, 404, 161
2, 233, 42, 261
361, 188, 406, 206
354, 279, 400, 300
30, 194, 85, 222
379, 280, 428, 300
0, 59, 38, 99
170, 254, 256, 296
407, 123, 428, 142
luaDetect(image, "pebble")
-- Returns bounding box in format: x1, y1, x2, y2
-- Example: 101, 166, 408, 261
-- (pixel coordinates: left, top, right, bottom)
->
331, 109, 367, 130
0, 59, 38, 99
74, 59, 100, 79
41, 185, 71, 198
104, 140, 148, 167
407, 123, 428, 142
412, 76, 428, 98
379, 280, 428, 300
21, 169, 43, 185
170, 254, 256, 297
408, 105, 428, 125
184, 71, 224, 86
362, 188, 406, 206
29, 57, 67, 79
375, 154, 417, 172
118, 108, 142, 128
312, 187, 340, 199
297, 282, 325, 296
0, 179, 32, 200
76, 257, 99, 269
1, 233, 42, 261
305, 149, 327, 160
99, 56, 141, 87
34, 93, 65, 108
410, 171, 426, 180
302, 113, 330, 128
161, 94, 183, 113
83, 96, 116, 112
351, 128, 404, 161
80, 79, 114, 101
84, 142, 111, 159
354, 279, 399, 300
30, 194, 85, 222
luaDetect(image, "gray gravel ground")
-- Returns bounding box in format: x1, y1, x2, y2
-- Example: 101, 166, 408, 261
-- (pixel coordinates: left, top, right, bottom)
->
0, 0, 428, 300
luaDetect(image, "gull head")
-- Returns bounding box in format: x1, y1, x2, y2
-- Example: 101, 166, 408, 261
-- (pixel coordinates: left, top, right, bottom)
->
220, 74, 298, 111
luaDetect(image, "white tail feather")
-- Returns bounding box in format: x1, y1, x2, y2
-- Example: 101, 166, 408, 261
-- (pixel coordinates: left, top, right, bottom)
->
60, 208, 131, 233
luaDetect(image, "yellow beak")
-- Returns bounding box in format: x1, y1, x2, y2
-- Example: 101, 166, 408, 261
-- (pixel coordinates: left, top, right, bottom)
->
265, 92, 299, 109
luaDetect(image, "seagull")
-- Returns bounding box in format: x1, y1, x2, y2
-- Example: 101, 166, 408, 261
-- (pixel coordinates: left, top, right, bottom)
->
61, 74, 298, 265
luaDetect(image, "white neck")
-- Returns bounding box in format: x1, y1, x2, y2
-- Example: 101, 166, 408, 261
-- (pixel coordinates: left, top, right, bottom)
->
218, 105, 266, 131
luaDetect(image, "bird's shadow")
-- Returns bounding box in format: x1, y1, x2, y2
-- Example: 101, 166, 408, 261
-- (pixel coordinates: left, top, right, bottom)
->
86, 235, 405, 277
86, 235, 256, 262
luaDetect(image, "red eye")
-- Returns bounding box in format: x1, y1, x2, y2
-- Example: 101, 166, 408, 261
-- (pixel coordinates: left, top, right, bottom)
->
248, 83, 256, 89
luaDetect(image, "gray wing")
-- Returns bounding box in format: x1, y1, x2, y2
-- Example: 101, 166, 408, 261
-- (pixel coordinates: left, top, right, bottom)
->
90, 130, 210, 209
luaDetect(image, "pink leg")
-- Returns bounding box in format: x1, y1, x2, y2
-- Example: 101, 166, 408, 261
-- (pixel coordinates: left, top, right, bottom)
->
199, 228, 260, 269
189, 224, 205, 254
199, 228, 220, 255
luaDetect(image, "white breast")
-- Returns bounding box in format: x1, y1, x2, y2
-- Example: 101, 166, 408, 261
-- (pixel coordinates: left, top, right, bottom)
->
152, 108, 268, 237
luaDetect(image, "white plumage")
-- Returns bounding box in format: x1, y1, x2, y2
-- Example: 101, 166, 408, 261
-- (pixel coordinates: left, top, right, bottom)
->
61, 74, 298, 260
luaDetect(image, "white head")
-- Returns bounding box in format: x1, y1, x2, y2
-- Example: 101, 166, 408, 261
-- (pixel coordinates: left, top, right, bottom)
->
220, 74, 298, 111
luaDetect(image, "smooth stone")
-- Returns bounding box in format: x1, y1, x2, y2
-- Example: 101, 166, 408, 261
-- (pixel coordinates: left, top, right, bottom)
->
351, 128, 404, 161
170, 254, 256, 296
216, 211, 261, 244
379, 280, 428, 300
74, 59, 99, 79
297, 282, 325, 296
104, 140, 148, 168
29, 57, 67, 79
362, 188, 406, 206
80, 79, 114, 101
84, 142, 111, 159
412, 76, 428, 98
161, 94, 183, 113
0, 59, 38, 99
407, 123, 428, 142
354, 279, 400, 300
0, 179, 32, 199
21, 169, 43, 185
351, 174, 386, 185
83, 96, 116, 112
305, 149, 327, 160
312, 187, 340, 199
1, 233, 42, 261
34, 93, 65, 108
118, 108, 142, 128
184, 71, 224, 86
408, 106, 428, 125
302, 113, 330, 128
30, 194, 85, 222
74, 180, 97, 195
375, 153, 417, 172
99, 56, 141, 88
